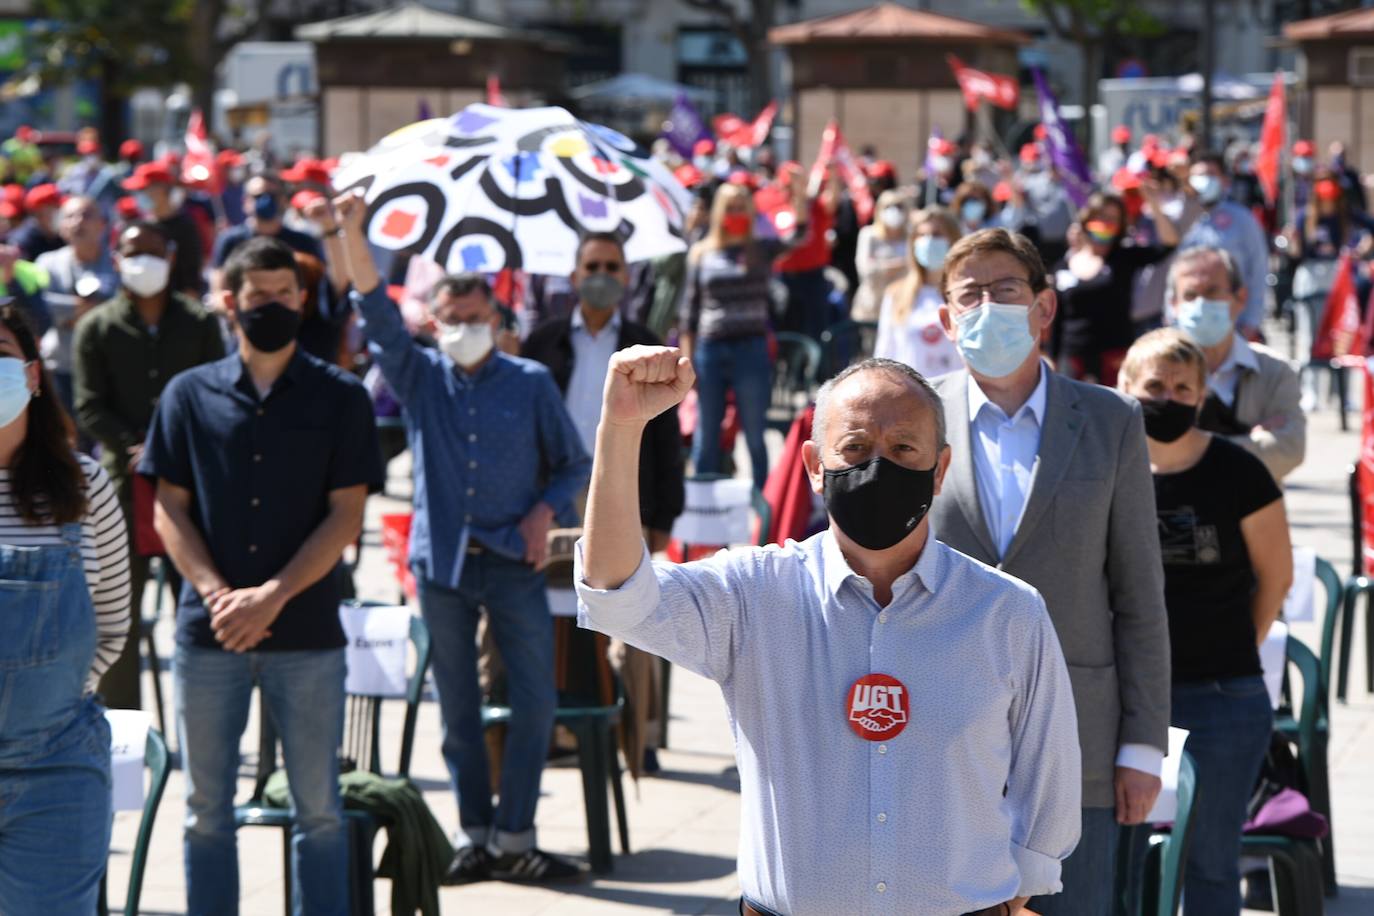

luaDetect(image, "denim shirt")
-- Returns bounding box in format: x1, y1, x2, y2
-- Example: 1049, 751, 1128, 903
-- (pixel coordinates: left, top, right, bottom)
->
352, 285, 591, 588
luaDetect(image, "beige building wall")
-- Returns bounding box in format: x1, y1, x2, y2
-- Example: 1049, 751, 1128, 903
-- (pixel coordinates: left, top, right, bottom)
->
1311, 85, 1374, 177
796, 88, 963, 172
321, 87, 484, 156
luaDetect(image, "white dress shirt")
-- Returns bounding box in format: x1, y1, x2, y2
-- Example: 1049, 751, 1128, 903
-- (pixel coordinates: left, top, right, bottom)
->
565, 306, 622, 455
1208, 333, 1260, 407
576, 530, 1082, 915
967, 364, 1163, 779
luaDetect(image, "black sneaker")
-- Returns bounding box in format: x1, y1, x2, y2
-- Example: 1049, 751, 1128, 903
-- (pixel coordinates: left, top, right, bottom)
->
489, 847, 585, 883
441, 844, 493, 886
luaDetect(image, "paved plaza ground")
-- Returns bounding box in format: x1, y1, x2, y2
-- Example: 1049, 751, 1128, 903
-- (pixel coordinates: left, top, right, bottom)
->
105, 383, 1374, 915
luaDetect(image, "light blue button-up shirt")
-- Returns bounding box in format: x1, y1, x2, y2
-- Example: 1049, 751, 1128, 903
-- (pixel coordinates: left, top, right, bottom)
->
1179, 199, 1270, 331
576, 529, 1082, 915
968, 364, 1049, 560
566, 306, 621, 456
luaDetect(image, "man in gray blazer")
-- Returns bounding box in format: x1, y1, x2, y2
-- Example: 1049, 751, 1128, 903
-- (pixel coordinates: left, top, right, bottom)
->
928, 228, 1171, 916
1168, 245, 1305, 482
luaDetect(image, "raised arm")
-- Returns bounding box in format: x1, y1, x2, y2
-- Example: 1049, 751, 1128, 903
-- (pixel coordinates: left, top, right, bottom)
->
582, 346, 694, 589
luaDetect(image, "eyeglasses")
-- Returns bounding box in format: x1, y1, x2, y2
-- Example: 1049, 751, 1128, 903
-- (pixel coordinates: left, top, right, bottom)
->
581, 261, 623, 273
949, 276, 1035, 309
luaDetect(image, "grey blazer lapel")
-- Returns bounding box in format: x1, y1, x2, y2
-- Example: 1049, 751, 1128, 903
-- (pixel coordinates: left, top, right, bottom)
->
941, 371, 999, 560
1002, 372, 1086, 565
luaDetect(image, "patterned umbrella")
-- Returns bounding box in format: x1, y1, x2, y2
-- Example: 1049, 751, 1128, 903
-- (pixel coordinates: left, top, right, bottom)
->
331, 104, 693, 276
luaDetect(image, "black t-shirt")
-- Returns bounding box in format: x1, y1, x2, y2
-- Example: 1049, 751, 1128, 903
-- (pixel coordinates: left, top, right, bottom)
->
1051, 243, 1173, 356
158, 211, 206, 297
1153, 436, 1283, 683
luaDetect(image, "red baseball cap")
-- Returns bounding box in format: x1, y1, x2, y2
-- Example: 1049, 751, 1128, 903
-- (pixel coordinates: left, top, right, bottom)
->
1293, 139, 1315, 158
1111, 167, 1141, 191
778, 160, 803, 180
1033, 124, 1048, 141
115, 196, 142, 220
290, 189, 324, 211
992, 180, 1014, 203
930, 138, 956, 158
673, 163, 704, 188
282, 158, 331, 185
866, 159, 896, 180
1315, 179, 1342, 201
0, 200, 20, 221
692, 138, 716, 157
23, 183, 63, 211
1111, 125, 1132, 145
14, 125, 33, 143
118, 139, 144, 161
2, 183, 24, 206
727, 169, 758, 189
122, 162, 176, 190
77, 138, 100, 156
1019, 143, 1041, 163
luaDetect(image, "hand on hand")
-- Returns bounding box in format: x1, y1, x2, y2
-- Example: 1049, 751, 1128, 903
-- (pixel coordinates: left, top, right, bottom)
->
302, 196, 338, 232
331, 190, 368, 232
518, 502, 554, 569
1114, 766, 1162, 825
209, 584, 285, 653
602, 346, 695, 427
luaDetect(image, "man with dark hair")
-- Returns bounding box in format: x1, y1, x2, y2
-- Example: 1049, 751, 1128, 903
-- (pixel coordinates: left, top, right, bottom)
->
1178, 152, 1269, 336
138, 234, 384, 914
122, 162, 205, 299
333, 191, 591, 884
930, 227, 1170, 916
210, 173, 323, 294
73, 220, 224, 709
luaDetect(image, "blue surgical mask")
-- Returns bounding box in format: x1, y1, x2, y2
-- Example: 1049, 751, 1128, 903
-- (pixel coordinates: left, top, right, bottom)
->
253, 192, 280, 221
954, 302, 1037, 379
913, 235, 949, 270
0, 357, 34, 428
961, 199, 988, 225
1189, 174, 1224, 205
1175, 296, 1234, 347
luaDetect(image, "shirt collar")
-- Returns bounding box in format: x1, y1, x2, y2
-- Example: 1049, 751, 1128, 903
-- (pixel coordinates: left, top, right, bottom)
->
1215, 333, 1259, 377
570, 305, 620, 338
968, 359, 1049, 426
820, 526, 946, 605
224, 345, 311, 397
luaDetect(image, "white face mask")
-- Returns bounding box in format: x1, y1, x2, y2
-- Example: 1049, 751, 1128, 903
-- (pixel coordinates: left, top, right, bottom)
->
0, 357, 33, 428
438, 321, 494, 368
119, 254, 170, 298
879, 206, 905, 230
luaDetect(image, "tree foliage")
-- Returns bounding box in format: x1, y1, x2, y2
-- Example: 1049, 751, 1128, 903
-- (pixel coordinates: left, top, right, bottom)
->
25, 0, 197, 94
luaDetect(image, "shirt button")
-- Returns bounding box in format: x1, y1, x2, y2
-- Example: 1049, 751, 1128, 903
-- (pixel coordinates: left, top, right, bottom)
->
878, 612, 888, 624
248, 544, 257, 553
468, 460, 477, 469
466, 487, 475, 496
877, 812, 887, 823
253, 453, 262, 462
468, 433, 477, 442
148, 368, 158, 378
464, 514, 472, 523
257, 408, 265, 417
876, 882, 887, 894
877, 744, 887, 755
468, 407, 476, 416
250, 498, 260, 508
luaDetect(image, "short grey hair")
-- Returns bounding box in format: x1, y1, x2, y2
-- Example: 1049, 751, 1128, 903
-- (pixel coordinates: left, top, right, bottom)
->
812, 358, 947, 452
1167, 245, 1242, 303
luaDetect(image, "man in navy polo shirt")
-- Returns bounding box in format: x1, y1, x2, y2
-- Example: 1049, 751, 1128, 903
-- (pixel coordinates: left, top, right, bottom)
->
140, 236, 384, 915
332, 191, 591, 884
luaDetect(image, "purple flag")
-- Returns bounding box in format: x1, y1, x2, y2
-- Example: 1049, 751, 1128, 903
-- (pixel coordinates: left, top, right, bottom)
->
1030, 68, 1094, 207
661, 92, 711, 158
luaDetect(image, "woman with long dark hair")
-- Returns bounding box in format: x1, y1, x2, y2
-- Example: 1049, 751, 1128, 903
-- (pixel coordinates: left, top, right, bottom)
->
0, 302, 130, 914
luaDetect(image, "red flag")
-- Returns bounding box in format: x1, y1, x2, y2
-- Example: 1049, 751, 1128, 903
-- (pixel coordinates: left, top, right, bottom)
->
1255, 71, 1285, 206
181, 108, 221, 195
712, 113, 746, 143
810, 119, 874, 225
742, 101, 778, 148
1312, 253, 1363, 360
1359, 365, 1374, 574
713, 104, 776, 149
486, 74, 507, 107
946, 55, 1020, 112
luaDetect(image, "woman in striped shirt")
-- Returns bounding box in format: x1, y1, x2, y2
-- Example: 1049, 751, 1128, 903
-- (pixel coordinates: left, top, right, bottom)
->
0, 301, 130, 914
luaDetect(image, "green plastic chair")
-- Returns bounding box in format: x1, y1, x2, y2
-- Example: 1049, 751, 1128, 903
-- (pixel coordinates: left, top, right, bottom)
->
1339, 464, 1373, 702
100, 728, 171, 916
1242, 636, 1329, 913
236, 609, 433, 916
1140, 750, 1200, 916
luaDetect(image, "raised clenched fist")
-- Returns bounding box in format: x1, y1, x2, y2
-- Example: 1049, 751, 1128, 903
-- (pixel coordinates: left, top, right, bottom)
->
602, 345, 695, 427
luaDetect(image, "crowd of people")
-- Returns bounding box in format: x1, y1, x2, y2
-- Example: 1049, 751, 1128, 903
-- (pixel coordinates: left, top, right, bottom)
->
0, 108, 1346, 916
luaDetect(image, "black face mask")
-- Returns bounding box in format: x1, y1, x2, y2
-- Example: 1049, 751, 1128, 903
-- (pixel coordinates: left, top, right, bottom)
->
1139, 398, 1197, 443
238, 301, 302, 353
823, 455, 936, 551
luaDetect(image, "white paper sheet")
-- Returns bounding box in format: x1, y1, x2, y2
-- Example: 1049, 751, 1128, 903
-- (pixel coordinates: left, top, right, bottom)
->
340, 604, 411, 698
1259, 619, 1290, 710
106, 709, 152, 812
1281, 547, 1317, 623
1145, 726, 1192, 824
671, 478, 754, 546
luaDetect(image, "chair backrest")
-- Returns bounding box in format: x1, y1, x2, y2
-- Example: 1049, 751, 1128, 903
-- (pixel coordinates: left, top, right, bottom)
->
1155, 750, 1201, 916
121, 729, 170, 916
772, 331, 823, 413
1313, 554, 1342, 701
1284, 636, 1323, 792
819, 319, 879, 380
339, 604, 433, 779
1348, 463, 1361, 579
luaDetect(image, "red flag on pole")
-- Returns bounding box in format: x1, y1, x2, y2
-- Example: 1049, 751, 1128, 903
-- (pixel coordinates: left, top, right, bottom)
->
1358, 364, 1374, 574
946, 55, 1020, 112
486, 74, 507, 107
182, 109, 221, 195
1255, 71, 1285, 206
1312, 253, 1363, 361
712, 103, 777, 150
809, 119, 874, 225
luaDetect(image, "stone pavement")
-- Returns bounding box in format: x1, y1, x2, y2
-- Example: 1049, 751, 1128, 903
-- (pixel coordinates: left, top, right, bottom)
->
105, 402, 1374, 915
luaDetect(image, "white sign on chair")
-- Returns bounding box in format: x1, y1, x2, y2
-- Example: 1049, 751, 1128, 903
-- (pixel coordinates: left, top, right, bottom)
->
671, 478, 754, 547
1281, 547, 1316, 623
106, 708, 152, 812
1144, 726, 1192, 825
339, 604, 411, 698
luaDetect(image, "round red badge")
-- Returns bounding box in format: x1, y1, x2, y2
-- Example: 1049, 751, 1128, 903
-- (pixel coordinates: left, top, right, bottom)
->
846, 673, 910, 741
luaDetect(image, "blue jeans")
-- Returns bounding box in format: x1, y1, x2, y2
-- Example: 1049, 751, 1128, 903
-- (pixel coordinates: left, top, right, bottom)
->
1030, 806, 1119, 916
692, 334, 772, 486
1171, 676, 1273, 915
175, 645, 348, 916
418, 552, 556, 853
